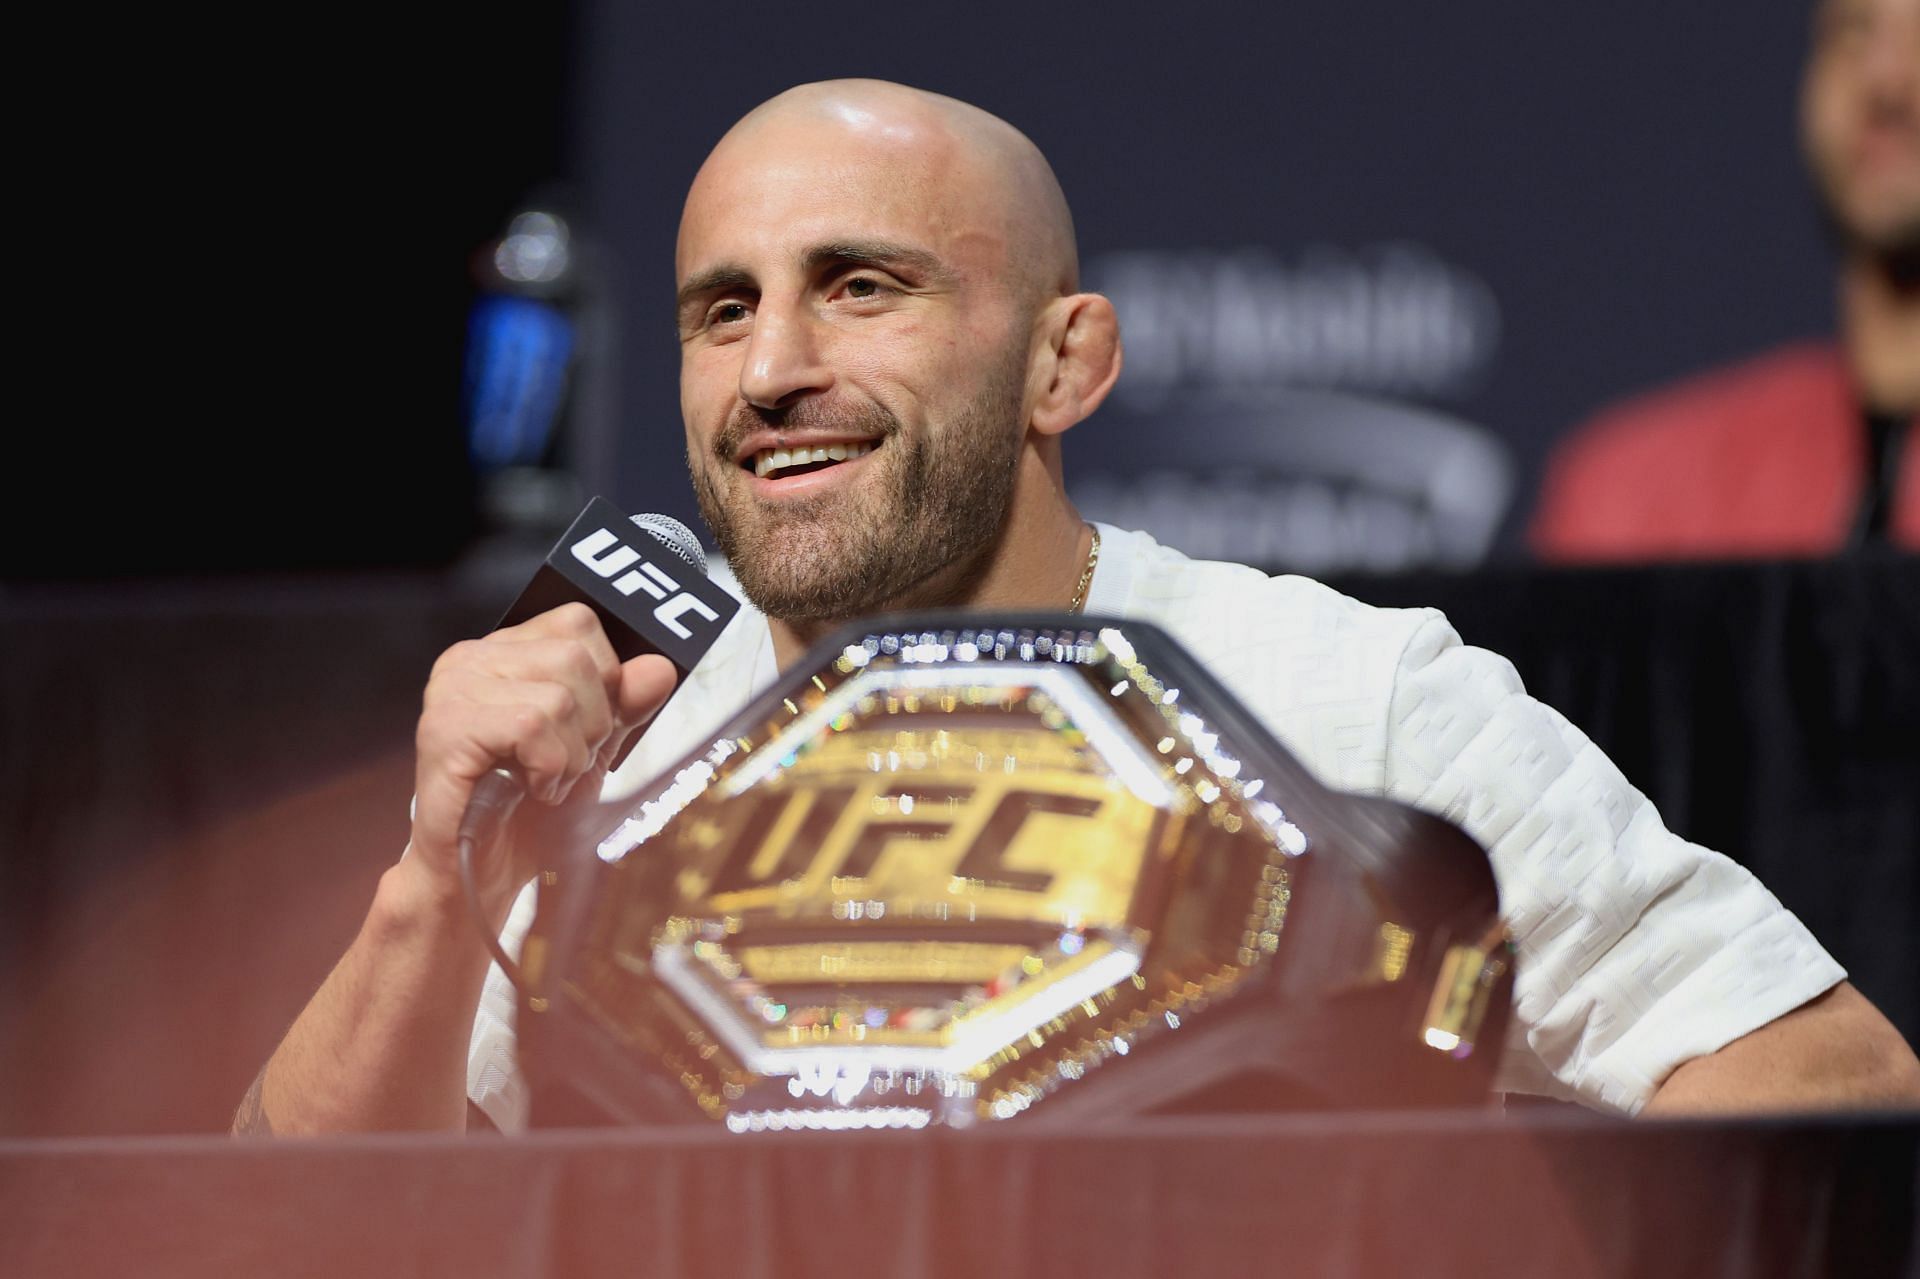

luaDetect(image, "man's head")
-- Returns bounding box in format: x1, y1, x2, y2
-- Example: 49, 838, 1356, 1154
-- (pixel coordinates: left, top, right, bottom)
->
1802, 0, 1920, 261
674, 80, 1120, 623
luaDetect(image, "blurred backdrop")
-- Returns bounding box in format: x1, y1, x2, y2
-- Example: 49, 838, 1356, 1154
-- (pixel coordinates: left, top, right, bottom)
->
6, 2, 1913, 1138
11, 0, 1838, 579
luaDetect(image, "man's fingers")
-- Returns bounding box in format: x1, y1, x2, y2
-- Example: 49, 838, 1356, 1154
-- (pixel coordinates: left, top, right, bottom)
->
408, 604, 643, 897
488, 604, 622, 695
498, 600, 610, 646
418, 699, 593, 803
605, 654, 680, 772
617, 653, 679, 724
436, 632, 618, 704
415, 608, 678, 837
430, 662, 616, 757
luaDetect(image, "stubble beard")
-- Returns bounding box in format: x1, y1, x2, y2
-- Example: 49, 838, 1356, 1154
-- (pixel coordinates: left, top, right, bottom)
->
691, 350, 1030, 624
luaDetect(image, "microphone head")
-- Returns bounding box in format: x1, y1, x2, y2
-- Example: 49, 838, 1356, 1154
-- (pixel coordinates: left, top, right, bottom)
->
628, 513, 708, 575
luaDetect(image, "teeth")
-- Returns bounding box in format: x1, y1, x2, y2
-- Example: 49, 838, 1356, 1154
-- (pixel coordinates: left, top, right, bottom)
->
752, 440, 874, 479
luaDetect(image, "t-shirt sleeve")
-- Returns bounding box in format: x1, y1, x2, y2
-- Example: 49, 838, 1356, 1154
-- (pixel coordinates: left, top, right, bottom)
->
1379, 610, 1845, 1113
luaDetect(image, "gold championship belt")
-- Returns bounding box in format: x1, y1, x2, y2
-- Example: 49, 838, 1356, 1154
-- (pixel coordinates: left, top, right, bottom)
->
515, 614, 1514, 1130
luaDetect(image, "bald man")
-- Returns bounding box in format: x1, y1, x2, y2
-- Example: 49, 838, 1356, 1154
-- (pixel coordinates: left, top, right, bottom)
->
236, 81, 1920, 1136
675, 81, 1100, 667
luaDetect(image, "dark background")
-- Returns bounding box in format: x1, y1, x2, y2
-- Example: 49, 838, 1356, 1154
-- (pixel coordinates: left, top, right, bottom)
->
577, 2, 1833, 558
6, 3, 1913, 1139
13, 1, 1837, 576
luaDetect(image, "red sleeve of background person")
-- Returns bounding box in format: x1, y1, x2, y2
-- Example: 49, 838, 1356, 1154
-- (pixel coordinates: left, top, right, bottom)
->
1531, 341, 1920, 561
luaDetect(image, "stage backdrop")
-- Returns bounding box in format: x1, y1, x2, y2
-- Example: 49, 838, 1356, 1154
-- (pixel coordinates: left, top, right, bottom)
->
563, 0, 1833, 572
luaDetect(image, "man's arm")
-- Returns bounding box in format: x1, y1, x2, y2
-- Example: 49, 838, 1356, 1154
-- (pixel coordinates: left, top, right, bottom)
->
1644, 981, 1920, 1115
230, 857, 506, 1134
1374, 610, 1915, 1116
232, 605, 676, 1135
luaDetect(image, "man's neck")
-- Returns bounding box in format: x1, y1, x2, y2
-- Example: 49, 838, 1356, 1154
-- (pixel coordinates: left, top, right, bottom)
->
1840, 249, 1920, 413
767, 485, 1092, 672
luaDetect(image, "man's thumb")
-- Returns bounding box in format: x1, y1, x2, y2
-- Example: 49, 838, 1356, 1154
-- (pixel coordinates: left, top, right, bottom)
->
605, 653, 679, 771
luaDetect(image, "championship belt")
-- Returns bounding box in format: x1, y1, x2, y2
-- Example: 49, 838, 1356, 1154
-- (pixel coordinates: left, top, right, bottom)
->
515, 614, 1514, 1130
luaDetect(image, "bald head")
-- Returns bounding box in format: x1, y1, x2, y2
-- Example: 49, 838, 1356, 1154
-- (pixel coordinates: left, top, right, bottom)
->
681, 79, 1079, 303
673, 80, 1125, 634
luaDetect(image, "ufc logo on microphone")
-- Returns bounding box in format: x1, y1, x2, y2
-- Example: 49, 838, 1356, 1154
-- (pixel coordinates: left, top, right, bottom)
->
571, 527, 722, 640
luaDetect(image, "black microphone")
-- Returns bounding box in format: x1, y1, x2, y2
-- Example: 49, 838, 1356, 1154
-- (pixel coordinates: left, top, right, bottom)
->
456, 496, 741, 853
493, 498, 738, 672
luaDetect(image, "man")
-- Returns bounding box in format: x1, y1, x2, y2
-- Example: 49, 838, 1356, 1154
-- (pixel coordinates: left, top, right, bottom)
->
1532, 0, 1919, 559
236, 80, 1920, 1136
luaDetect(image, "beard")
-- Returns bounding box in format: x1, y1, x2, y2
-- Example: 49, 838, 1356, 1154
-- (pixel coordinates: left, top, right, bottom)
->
690, 349, 1030, 623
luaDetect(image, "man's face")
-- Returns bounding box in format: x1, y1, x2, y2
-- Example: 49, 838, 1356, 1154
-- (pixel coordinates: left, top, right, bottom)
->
1802, 0, 1920, 256
675, 111, 1037, 621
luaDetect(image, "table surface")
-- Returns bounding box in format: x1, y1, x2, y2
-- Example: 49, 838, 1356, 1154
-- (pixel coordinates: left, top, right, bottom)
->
4, 1109, 1916, 1279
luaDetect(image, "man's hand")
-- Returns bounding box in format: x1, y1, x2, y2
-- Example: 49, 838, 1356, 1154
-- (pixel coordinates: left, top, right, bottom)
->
1645, 982, 1920, 1115
408, 603, 679, 926
233, 605, 678, 1136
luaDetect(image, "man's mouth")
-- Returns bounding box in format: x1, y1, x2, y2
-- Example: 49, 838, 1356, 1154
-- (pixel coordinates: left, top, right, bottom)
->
746, 439, 878, 480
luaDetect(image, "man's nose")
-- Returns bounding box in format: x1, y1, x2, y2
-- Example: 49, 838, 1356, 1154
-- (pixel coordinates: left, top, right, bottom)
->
738, 302, 833, 410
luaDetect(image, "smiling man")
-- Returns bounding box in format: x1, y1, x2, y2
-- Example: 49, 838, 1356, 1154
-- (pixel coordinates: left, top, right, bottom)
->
673, 83, 1103, 662
235, 80, 1920, 1137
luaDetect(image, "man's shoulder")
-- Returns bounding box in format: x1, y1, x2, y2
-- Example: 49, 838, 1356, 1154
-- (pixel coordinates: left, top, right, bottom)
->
1530, 341, 1856, 558
1106, 526, 1435, 647
1101, 528, 1441, 792
1570, 341, 1848, 453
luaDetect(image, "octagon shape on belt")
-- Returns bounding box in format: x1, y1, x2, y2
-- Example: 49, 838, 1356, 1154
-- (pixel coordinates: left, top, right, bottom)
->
517, 613, 1513, 1131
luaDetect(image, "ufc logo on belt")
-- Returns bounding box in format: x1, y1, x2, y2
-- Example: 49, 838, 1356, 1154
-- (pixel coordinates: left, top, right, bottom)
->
572, 527, 722, 640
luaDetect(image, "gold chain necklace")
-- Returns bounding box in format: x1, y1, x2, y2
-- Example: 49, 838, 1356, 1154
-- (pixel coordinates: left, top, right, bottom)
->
1067, 524, 1102, 613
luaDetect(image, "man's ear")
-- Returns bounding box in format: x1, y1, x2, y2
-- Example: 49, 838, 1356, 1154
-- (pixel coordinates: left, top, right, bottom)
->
1030, 293, 1123, 438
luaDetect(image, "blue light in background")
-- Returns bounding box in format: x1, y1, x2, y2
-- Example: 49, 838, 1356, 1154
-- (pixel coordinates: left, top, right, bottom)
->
464, 294, 574, 470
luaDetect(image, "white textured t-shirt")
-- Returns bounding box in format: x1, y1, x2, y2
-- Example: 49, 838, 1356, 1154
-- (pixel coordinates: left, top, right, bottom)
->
467, 524, 1844, 1129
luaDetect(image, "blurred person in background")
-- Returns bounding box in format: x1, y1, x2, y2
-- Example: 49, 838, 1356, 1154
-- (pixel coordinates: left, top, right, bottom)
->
1531, 0, 1919, 560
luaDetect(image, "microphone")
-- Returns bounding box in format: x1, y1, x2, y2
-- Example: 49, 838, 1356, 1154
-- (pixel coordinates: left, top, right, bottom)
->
456, 496, 741, 855
493, 497, 736, 673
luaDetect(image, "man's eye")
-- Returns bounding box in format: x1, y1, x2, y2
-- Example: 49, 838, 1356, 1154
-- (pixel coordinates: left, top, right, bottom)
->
845, 277, 885, 299
708, 301, 750, 326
